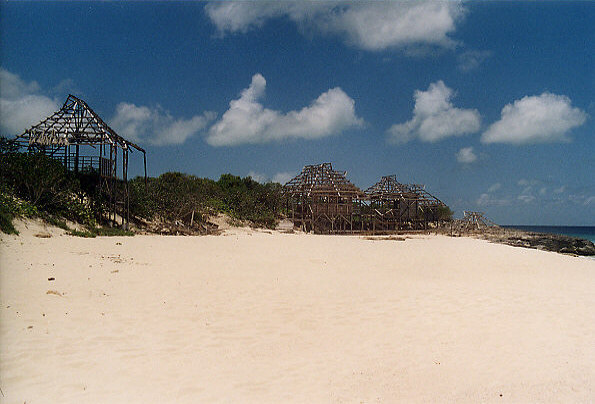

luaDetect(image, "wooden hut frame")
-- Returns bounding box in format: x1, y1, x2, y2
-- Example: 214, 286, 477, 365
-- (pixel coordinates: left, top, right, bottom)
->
365, 175, 446, 230
284, 165, 448, 233
458, 211, 498, 230
283, 163, 366, 233
14, 94, 147, 229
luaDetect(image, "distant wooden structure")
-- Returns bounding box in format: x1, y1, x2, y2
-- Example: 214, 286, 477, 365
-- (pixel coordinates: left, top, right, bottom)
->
365, 175, 446, 231
14, 94, 146, 228
457, 211, 498, 230
283, 163, 365, 233
283, 163, 449, 234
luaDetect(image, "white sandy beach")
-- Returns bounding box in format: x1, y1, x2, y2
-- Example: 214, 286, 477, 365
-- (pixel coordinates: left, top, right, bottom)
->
1, 220, 594, 403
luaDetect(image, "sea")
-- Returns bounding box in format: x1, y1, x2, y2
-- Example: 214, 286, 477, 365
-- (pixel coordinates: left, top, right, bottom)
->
502, 225, 595, 244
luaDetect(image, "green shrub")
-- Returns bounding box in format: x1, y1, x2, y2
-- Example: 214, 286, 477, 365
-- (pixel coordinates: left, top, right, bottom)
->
128, 172, 284, 229
437, 205, 454, 221
68, 226, 134, 238
68, 229, 96, 238
0, 151, 97, 226
92, 227, 134, 237
1, 138, 285, 232
0, 205, 18, 234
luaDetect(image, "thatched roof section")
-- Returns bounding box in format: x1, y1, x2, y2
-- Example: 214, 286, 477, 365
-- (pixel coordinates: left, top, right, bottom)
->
283, 162, 365, 198
365, 175, 444, 206
16, 94, 144, 152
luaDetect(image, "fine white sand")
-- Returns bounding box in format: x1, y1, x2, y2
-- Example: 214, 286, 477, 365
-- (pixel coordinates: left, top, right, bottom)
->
1, 220, 594, 403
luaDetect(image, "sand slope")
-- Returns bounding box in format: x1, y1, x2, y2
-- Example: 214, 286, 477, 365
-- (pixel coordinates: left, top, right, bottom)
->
1, 221, 594, 403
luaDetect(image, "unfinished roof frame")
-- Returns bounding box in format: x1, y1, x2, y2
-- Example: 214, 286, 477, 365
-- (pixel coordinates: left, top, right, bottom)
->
284, 163, 448, 234
364, 175, 446, 231
15, 94, 147, 229
284, 163, 366, 233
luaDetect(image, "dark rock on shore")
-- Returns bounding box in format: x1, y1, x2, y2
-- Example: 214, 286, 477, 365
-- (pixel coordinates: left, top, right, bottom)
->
439, 225, 595, 256
501, 233, 595, 256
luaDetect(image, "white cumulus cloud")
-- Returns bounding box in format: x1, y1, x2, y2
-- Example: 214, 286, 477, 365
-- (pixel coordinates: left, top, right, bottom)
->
206, 1, 465, 51
388, 81, 481, 144
207, 73, 363, 146
456, 146, 477, 163
481, 92, 587, 144
0, 69, 60, 135
111, 103, 216, 146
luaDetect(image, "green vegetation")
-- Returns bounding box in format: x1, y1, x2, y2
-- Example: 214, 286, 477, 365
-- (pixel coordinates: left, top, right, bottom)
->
1, 137, 99, 234
1, 137, 454, 235
128, 172, 284, 229
0, 146, 97, 228
0, 204, 18, 234
437, 205, 455, 221
1, 137, 285, 234
68, 227, 135, 238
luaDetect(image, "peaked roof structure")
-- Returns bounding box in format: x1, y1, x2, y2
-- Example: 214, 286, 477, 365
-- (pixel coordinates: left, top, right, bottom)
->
283, 162, 364, 198
461, 211, 498, 228
16, 94, 144, 152
365, 175, 444, 206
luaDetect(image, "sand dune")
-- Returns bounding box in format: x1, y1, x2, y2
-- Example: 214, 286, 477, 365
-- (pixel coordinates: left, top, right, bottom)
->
1, 220, 594, 403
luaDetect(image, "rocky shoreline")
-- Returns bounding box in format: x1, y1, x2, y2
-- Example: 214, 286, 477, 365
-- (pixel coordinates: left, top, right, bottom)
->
451, 227, 595, 257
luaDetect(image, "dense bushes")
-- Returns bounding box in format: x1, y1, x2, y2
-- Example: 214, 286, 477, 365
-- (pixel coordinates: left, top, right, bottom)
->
436, 205, 454, 221
0, 136, 285, 234
128, 172, 284, 228
0, 147, 97, 229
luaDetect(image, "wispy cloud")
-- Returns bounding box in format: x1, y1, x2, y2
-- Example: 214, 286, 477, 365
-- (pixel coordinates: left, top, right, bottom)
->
247, 171, 295, 185
477, 193, 511, 207
207, 73, 363, 146
0, 69, 60, 135
247, 171, 267, 184
272, 172, 294, 185
456, 146, 477, 163
487, 183, 501, 193
388, 81, 481, 144
482, 92, 587, 144
517, 194, 536, 204
111, 103, 216, 146
206, 1, 466, 52
457, 50, 492, 72
477, 182, 509, 206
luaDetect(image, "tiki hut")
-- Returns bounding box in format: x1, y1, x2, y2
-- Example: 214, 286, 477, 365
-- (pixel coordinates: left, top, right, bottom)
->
14, 94, 146, 228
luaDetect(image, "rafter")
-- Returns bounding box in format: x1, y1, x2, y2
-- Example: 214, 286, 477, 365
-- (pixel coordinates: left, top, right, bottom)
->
16, 94, 144, 153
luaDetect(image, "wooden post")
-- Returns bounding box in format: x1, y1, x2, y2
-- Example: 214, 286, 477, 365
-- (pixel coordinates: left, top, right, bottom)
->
113, 146, 118, 226
123, 149, 129, 229
109, 144, 113, 224
74, 144, 80, 173
143, 152, 148, 188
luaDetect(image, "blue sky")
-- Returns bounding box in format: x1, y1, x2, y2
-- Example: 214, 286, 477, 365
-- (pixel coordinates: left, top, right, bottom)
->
0, 1, 593, 225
